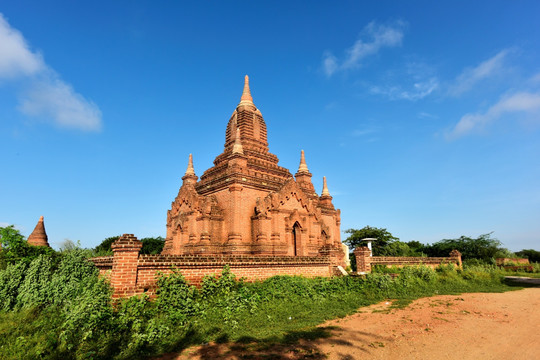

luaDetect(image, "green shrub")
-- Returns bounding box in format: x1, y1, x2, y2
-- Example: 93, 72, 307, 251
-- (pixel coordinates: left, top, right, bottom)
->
15, 255, 55, 309
403, 266, 437, 282
0, 262, 28, 311
155, 269, 201, 323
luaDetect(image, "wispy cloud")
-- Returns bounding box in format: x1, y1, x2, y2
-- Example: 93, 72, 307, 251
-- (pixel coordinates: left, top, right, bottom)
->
370, 77, 438, 101
351, 127, 377, 137
448, 49, 510, 96
19, 76, 102, 131
367, 60, 439, 101
418, 112, 438, 120
0, 17, 44, 78
530, 72, 540, 83
0, 13, 102, 131
447, 92, 540, 139
323, 20, 406, 77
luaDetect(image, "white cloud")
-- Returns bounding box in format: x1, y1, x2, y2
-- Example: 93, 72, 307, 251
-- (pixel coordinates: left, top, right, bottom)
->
367, 60, 439, 101
19, 76, 102, 131
370, 77, 438, 101
351, 127, 377, 137
448, 49, 510, 96
323, 21, 406, 77
322, 51, 338, 77
0, 14, 44, 78
448, 92, 540, 139
0, 13, 102, 131
418, 112, 438, 120
530, 72, 540, 83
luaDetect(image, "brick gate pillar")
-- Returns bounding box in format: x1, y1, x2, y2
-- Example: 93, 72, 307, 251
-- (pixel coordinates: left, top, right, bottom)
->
354, 246, 372, 273
449, 249, 462, 269
110, 234, 143, 298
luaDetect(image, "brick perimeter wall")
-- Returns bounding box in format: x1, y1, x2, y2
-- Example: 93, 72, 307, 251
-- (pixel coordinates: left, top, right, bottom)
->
371, 256, 458, 269
353, 246, 462, 272
495, 258, 529, 265
90, 252, 332, 298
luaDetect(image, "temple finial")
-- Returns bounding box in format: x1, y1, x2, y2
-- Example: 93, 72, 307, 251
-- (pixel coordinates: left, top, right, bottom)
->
322, 176, 331, 196
238, 75, 254, 106
232, 127, 244, 154
185, 153, 196, 176
39, 215, 44, 222
298, 150, 309, 173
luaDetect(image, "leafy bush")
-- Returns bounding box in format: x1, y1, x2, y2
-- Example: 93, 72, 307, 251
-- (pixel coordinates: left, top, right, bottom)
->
155, 269, 201, 323
200, 266, 259, 327
15, 255, 55, 309
0, 262, 28, 311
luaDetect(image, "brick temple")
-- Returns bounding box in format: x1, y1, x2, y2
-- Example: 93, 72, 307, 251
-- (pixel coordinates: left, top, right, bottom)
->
162, 76, 344, 264
90, 77, 463, 297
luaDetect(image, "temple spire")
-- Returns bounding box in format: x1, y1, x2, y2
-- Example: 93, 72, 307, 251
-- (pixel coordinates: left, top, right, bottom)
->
232, 127, 244, 154
238, 75, 254, 107
185, 153, 196, 176
182, 153, 198, 184
297, 150, 309, 173
321, 176, 331, 197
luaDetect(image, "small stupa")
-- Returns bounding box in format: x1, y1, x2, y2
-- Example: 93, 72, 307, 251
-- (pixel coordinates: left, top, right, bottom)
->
27, 216, 50, 247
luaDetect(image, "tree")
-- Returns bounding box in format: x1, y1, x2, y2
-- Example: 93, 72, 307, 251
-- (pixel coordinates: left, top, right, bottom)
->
406, 240, 426, 255
58, 239, 80, 252
93, 235, 165, 255
140, 236, 165, 254
379, 241, 418, 257
423, 233, 507, 262
515, 249, 540, 263
0, 225, 54, 266
344, 226, 400, 256
94, 236, 120, 255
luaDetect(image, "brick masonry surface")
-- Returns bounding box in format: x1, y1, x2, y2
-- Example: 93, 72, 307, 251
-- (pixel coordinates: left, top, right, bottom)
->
162, 76, 344, 266
90, 234, 334, 297
353, 246, 462, 273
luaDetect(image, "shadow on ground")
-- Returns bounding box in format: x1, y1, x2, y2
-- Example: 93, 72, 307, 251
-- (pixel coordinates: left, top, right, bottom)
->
504, 276, 540, 288
154, 324, 392, 360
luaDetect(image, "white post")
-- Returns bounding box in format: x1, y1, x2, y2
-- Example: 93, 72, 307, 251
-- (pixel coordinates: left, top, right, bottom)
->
362, 238, 377, 257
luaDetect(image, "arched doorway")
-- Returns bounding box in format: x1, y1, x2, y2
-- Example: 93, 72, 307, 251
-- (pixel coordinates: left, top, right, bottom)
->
321, 230, 328, 246
292, 222, 301, 256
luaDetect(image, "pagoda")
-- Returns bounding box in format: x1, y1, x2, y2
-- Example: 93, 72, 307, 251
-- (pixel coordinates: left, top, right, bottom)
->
162, 76, 343, 262
27, 216, 50, 247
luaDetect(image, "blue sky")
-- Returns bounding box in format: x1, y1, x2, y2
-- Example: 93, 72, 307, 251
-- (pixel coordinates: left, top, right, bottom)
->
1, 1, 539, 251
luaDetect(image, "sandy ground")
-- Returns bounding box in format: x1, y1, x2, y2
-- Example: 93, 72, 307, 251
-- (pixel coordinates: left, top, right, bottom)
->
167, 285, 540, 360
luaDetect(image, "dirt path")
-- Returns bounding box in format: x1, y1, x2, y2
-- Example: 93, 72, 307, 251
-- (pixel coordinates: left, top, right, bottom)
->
171, 287, 540, 359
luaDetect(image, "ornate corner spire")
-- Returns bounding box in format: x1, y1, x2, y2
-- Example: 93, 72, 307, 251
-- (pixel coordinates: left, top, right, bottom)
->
232, 127, 244, 154
184, 153, 196, 176
182, 153, 198, 184
238, 75, 254, 107
321, 176, 331, 197
297, 150, 309, 173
